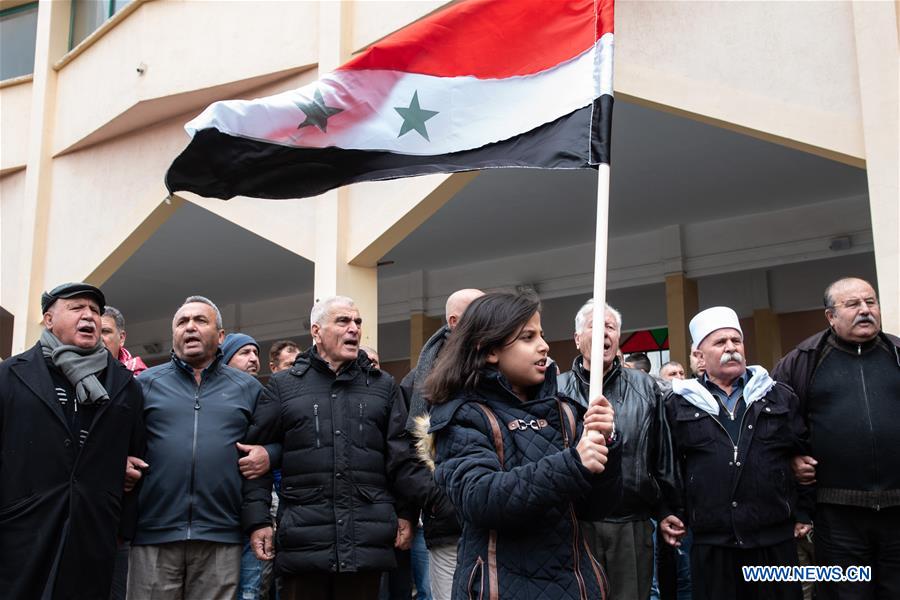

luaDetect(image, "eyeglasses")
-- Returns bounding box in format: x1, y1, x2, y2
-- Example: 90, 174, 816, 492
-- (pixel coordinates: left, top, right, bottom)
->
829, 298, 879, 310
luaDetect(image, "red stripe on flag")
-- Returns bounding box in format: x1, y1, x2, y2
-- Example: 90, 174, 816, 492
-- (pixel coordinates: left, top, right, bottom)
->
597, 0, 614, 41
340, 0, 611, 79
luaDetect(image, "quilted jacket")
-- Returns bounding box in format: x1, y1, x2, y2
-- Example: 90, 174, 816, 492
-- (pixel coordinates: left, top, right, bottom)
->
242, 347, 419, 575
429, 368, 622, 600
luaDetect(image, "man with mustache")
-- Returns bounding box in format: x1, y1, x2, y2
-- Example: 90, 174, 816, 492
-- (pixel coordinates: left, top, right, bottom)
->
243, 296, 419, 600
0, 282, 145, 599
659, 306, 811, 600
774, 278, 900, 600
127, 296, 270, 600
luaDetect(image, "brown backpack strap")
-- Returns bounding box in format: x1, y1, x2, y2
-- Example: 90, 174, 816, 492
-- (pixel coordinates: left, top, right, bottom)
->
556, 398, 577, 448
472, 402, 503, 600
474, 402, 504, 469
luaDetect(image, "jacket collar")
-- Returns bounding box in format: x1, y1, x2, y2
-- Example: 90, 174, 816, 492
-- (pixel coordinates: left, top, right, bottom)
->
482, 366, 559, 404
571, 354, 621, 386
429, 366, 560, 433
292, 345, 380, 382
672, 365, 775, 416
10, 342, 130, 430
10, 344, 62, 426
171, 348, 224, 381
797, 328, 900, 353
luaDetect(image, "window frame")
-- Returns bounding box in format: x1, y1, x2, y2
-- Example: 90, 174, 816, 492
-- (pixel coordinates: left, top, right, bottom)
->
68, 0, 122, 50
0, 1, 40, 81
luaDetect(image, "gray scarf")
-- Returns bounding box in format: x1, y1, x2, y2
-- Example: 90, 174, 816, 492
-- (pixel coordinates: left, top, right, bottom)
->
405, 324, 450, 430
40, 329, 110, 406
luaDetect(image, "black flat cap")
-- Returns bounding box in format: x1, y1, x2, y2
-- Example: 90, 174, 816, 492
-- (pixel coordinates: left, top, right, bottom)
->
41, 282, 106, 314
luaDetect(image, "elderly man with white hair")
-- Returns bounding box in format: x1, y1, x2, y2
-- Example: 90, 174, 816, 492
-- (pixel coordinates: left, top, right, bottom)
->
658, 306, 812, 600
559, 298, 675, 600
243, 296, 419, 600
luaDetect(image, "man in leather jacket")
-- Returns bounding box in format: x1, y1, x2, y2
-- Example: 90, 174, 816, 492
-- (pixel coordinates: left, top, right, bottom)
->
559, 299, 676, 600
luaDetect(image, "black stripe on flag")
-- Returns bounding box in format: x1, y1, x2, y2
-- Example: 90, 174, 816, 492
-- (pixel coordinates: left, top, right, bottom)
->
166, 97, 612, 201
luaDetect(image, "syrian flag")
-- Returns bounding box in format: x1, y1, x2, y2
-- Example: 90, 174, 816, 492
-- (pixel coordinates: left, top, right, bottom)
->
166, 0, 614, 200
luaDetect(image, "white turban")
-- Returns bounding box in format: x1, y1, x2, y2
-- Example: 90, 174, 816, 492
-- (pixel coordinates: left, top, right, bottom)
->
689, 306, 742, 347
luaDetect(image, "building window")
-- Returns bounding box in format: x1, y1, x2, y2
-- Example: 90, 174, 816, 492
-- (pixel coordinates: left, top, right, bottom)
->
70, 0, 131, 49
0, 2, 39, 81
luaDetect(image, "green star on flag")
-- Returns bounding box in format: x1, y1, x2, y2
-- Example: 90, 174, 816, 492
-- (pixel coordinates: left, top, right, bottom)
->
297, 89, 343, 132
395, 91, 439, 141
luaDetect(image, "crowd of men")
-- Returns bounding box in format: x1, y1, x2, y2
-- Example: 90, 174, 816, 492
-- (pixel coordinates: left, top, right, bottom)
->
0, 276, 896, 600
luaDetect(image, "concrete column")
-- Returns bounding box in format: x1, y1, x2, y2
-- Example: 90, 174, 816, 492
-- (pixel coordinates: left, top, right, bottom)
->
12, 1, 72, 352
752, 308, 782, 371
665, 272, 699, 368
409, 312, 442, 369
313, 189, 379, 349
852, 1, 899, 333
309, 0, 379, 348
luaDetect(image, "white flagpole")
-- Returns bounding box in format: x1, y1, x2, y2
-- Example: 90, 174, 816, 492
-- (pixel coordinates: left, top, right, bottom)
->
588, 163, 610, 402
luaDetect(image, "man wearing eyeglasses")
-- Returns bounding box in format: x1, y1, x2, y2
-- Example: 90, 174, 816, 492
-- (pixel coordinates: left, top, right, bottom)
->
774, 277, 900, 600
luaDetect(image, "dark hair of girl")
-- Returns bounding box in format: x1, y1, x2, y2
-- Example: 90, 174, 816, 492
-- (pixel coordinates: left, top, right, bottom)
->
425, 292, 541, 405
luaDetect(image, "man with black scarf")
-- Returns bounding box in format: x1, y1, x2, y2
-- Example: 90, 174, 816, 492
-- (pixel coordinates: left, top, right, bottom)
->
0, 282, 145, 599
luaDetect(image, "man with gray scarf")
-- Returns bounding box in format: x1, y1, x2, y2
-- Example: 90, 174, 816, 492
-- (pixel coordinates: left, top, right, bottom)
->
0, 282, 145, 599
402, 288, 483, 600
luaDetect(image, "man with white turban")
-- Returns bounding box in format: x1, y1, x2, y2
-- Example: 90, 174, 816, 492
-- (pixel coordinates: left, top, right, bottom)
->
657, 306, 811, 600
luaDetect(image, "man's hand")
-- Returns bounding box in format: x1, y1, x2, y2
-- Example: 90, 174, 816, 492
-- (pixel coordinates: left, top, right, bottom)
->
237, 443, 271, 479
576, 432, 609, 474
124, 456, 148, 492
792, 455, 817, 485
794, 522, 813, 539
660, 515, 686, 547
584, 397, 615, 440
395, 518, 413, 550
251, 526, 274, 561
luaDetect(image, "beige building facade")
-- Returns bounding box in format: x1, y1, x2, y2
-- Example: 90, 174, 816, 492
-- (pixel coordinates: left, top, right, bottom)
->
1, 0, 897, 377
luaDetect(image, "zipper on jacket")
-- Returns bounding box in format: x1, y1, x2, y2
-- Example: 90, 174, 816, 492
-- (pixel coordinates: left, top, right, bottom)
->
712, 402, 753, 545
313, 403, 321, 449
359, 402, 365, 436
857, 354, 880, 488
704, 407, 750, 464
187, 384, 202, 539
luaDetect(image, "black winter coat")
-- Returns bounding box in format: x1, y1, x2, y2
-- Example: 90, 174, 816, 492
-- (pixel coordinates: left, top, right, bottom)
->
662, 381, 811, 548
429, 369, 623, 600
400, 369, 461, 550
559, 357, 676, 521
0, 344, 145, 599
243, 347, 419, 575
772, 329, 900, 498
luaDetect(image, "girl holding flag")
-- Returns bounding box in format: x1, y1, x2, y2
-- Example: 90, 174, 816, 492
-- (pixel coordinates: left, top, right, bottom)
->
422, 292, 622, 599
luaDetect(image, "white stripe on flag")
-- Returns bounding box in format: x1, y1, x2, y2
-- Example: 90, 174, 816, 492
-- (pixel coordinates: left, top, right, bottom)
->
186, 34, 613, 157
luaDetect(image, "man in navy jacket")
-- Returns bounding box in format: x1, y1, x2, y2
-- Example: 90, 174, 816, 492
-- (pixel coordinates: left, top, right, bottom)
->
127, 295, 269, 600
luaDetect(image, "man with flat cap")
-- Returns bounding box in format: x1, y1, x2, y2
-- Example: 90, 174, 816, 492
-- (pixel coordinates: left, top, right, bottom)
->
0, 282, 145, 599
658, 306, 811, 600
